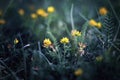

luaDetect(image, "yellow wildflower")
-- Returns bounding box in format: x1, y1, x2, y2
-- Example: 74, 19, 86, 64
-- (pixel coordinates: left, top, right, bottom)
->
0, 19, 6, 25
96, 22, 102, 28
60, 37, 69, 44
36, 9, 45, 15
96, 56, 103, 62
36, 9, 48, 17
18, 9, 24, 16
71, 30, 81, 37
47, 6, 55, 13
99, 7, 108, 15
43, 38, 52, 48
30, 13, 37, 19
89, 19, 97, 26
89, 19, 102, 29
74, 68, 83, 76
41, 12, 48, 17
14, 38, 19, 44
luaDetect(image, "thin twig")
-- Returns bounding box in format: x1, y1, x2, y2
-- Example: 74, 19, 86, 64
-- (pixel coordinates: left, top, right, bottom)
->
0, 60, 19, 80
0, 68, 23, 80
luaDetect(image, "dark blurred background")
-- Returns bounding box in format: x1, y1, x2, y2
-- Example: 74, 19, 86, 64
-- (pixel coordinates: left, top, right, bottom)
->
0, 0, 120, 41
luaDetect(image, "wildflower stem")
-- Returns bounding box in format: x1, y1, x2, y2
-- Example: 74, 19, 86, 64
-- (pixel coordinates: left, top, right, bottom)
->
79, 12, 88, 21
2, 0, 14, 17
37, 42, 54, 69
46, 17, 56, 43
80, 22, 88, 43
63, 44, 66, 61
65, 24, 71, 37
18, 33, 27, 80
70, 4, 75, 29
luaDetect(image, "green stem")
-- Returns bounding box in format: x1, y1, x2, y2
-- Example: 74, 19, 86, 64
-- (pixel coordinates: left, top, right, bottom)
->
70, 4, 75, 29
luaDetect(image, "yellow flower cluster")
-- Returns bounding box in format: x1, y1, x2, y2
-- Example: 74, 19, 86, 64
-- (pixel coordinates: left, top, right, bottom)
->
18, 9, 24, 16
36, 9, 48, 17
90, 7, 106, 28
36, 6, 55, 18
71, 29, 81, 37
99, 7, 108, 15
43, 37, 70, 48
14, 38, 19, 44
0, 19, 6, 25
43, 38, 52, 47
60, 37, 69, 44
89, 19, 97, 26
28, 6, 55, 19
89, 19, 102, 28
74, 68, 83, 76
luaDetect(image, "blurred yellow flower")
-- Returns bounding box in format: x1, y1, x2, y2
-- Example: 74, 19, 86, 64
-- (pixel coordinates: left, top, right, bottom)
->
36, 9, 48, 17
47, 6, 55, 13
18, 9, 24, 16
99, 7, 108, 15
41, 13, 48, 17
36, 9, 45, 15
71, 29, 81, 37
89, 19, 102, 29
0, 19, 6, 25
60, 37, 69, 44
96, 56, 103, 62
96, 22, 102, 28
14, 38, 19, 44
43, 38, 52, 48
74, 68, 83, 76
30, 13, 37, 19
89, 19, 97, 26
